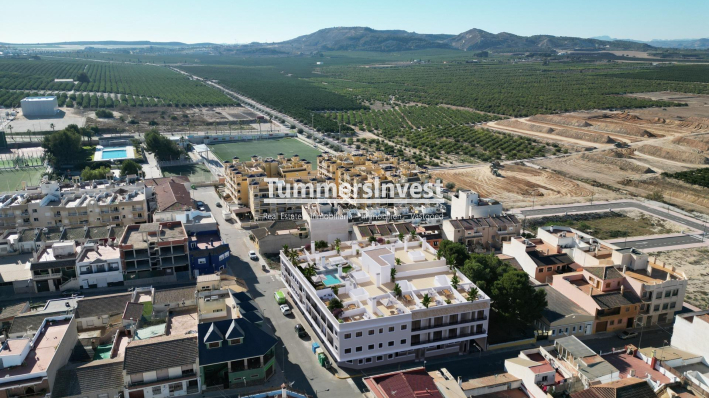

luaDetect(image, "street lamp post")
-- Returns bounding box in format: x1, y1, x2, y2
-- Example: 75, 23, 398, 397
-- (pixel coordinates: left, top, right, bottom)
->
635, 320, 645, 349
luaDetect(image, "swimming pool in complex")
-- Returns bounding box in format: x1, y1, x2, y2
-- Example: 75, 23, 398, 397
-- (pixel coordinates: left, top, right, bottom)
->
322, 273, 342, 287
94, 146, 136, 161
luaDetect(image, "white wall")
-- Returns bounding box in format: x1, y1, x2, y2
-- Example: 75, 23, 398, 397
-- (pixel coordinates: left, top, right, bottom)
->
672, 313, 709, 358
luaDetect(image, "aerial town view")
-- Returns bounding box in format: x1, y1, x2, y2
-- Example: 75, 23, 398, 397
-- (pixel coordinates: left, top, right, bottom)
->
1, 1, 709, 398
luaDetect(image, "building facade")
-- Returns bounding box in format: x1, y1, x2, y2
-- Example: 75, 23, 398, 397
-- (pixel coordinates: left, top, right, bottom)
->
280, 238, 490, 369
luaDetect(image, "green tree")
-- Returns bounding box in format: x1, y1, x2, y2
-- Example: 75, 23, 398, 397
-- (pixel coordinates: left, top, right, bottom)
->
467, 286, 479, 302
451, 274, 460, 290
81, 166, 112, 181
490, 271, 547, 324
327, 297, 344, 312
438, 240, 469, 270
332, 285, 339, 296
390, 267, 397, 282
41, 128, 82, 166
422, 293, 431, 308
119, 160, 142, 177
393, 283, 402, 298
145, 129, 181, 161
76, 72, 90, 83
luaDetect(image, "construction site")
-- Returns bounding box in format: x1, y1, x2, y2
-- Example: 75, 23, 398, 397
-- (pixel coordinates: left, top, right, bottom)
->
461, 92, 709, 214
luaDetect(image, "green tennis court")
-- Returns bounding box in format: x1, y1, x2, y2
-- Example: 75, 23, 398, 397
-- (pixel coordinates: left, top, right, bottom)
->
161, 164, 215, 183
208, 138, 322, 170
0, 168, 45, 191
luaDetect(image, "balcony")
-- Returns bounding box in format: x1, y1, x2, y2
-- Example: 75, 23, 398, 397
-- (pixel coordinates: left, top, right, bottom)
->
411, 329, 487, 346
412, 316, 488, 332
32, 271, 62, 280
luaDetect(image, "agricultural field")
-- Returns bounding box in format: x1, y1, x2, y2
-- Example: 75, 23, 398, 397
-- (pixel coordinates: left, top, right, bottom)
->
208, 138, 321, 169
616, 64, 709, 83
181, 65, 363, 134
315, 63, 709, 116
373, 125, 548, 165
325, 105, 500, 132
0, 59, 234, 107
161, 164, 215, 183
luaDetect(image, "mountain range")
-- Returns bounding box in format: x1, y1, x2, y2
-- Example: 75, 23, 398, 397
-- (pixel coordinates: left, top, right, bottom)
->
592, 36, 709, 50
243, 27, 652, 53
6, 27, 706, 53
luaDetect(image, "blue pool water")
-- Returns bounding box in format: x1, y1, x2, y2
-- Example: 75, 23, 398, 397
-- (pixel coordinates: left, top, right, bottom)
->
322, 274, 342, 287
101, 149, 128, 159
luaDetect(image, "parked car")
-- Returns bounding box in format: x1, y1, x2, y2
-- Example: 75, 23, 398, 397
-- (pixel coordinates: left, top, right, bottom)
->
280, 304, 292, 316
274, 290, 286, 304
249, 250, 258, 261
294, 324, 308, 338
617, 330, 638, 340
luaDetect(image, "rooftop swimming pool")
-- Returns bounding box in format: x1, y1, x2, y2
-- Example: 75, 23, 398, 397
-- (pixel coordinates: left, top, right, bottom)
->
322, 273, 342, 287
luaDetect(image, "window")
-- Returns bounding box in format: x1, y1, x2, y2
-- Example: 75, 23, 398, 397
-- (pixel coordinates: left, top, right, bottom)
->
379, 328, 384, 334
401, 325, 407, 330
565, 328, 569, 333
388, 341, 394, 347
670, 302, 676, 309
662, 303, 669, 310
572, 326, 576, 332
378, 343, 383, 348
547, 267, 552, 272
368, 329, 375, 335
401, 339, 407, 345
32, 209, 37, 213
365, 358, 372, 364
672, 289, 679, 297
654, 304, 661, 312
389, 326, 395, 332
229, 338, 242, 345
605, 283, 610, 288
542, 376, 548, 382
358, 359, 364, 365
355, 331, 362, 338
626, 307, 630, 312
356, 346, 363, 352
169, 383, 183, 393
388, 354, 394, 359
609, 320, 615, 326
208, 342, 221, 349
665, 290, 671, 298
198, 258, 207, 265
368, 344, 374, 350
33, 218, 38, 222
152, 387, 162, 395
377, 356, 383, 362
344, 333, 351, 339
344, 348, 351, 354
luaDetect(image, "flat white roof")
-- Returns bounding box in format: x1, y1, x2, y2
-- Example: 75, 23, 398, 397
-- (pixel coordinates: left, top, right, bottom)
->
21, 96, 57, 101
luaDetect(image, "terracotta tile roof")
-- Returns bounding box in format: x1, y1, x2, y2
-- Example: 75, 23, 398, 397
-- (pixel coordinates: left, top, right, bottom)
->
144, 176, 190, 187
366, 368, 444, 398
155, 181, 192, 212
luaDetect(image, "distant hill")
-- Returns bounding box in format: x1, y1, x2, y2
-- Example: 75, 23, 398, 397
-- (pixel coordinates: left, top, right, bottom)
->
251, 27, 653, 53
0, 40, 215, 47
258, 27, 454, 52
592, 36, 709, 50
447, 28, 653, 52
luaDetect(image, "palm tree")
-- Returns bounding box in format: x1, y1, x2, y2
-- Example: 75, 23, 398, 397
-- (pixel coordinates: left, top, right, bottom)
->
410, 230, 417, 239
393, 283, 402, 298
451, 274, 460, 290
334, 238, 341, 254
368, 236, 377, 244
395, 257, 402, 266
282, 244, 290, 256
422, 293, 431, 308
390, 267, 397, 282
467, 287, 479, 302
398, 232, 404, 242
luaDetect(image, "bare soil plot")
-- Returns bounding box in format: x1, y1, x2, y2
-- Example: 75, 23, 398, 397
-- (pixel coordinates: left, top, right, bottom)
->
432, 164, 620, 208
653, 248, 709, 309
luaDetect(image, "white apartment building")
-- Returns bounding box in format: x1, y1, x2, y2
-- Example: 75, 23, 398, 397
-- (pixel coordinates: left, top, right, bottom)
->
450, 190, 502, 220
75, 241, 123, 289
280, 237, 490, 369
0, 181, 147, 230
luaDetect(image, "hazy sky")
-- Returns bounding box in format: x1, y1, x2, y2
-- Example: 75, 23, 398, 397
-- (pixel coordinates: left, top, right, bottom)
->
4, 0, 708, 44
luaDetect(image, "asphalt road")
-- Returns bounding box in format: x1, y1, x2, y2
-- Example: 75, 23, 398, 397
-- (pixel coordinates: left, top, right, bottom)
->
191, 188, 361, 398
